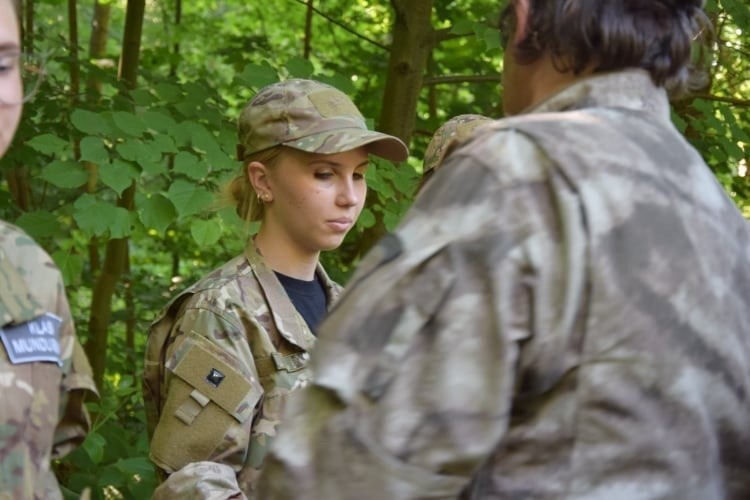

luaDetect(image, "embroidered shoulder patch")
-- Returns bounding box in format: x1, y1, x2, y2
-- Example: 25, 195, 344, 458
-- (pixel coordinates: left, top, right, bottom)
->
0, 312, 63, 366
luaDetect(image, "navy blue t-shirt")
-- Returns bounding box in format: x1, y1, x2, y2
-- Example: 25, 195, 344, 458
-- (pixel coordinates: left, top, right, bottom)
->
275, 271, 327, 333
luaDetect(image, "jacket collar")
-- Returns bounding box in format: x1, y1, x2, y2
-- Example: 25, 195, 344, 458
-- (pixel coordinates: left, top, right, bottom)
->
244, 240, 339, 351
527, 69, 671, 124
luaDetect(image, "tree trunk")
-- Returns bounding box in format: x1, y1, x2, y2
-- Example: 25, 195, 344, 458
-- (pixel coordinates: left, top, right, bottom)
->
21, 0, 34, 53
84, 1, 113, 277
68, 0, 80, 102
86, 0, 112, 99
354, 0, 435, 257
169, 0, 181, 77
303, 0, 313, 59
85, 0, 145, 388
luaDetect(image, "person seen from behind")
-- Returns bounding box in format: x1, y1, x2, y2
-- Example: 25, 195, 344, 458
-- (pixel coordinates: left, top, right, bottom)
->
257, 1, 750, 498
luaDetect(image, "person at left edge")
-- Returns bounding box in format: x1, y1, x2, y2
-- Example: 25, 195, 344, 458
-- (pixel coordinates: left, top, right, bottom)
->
0, 0, 99, 498
142, 78, 409, 498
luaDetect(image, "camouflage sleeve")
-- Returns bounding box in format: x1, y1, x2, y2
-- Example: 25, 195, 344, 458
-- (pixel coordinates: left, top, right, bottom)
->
152, 462, 244, 500
149, 305, 263, 499
258, 131, 560, 499
52, 280, 98, 460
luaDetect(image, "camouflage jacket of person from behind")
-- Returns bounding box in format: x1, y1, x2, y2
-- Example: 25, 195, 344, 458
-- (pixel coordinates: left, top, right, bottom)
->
0, 220, 98, 500
257, 70, 750, 500
143, 239, 341, 498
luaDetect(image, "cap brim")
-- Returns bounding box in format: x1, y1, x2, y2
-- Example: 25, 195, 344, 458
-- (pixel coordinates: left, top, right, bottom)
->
285, 128, 409, 163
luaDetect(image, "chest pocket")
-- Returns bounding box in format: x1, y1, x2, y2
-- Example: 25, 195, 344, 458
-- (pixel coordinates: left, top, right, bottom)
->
149, 331, 263, 473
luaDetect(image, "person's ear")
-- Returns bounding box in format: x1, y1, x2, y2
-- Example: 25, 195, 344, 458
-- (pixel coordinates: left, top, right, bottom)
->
513, 0, 531, 45
247, 161, 273, 201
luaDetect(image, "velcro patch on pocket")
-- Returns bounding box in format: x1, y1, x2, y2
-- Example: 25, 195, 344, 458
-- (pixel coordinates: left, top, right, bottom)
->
171, 333, 259, 421
149, 332, 263, 472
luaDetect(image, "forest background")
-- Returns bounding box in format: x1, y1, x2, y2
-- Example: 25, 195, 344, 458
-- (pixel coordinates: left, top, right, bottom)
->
1, 0, 748, 497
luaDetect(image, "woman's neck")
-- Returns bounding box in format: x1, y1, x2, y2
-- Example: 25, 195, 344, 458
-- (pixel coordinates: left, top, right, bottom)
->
253, 227, 320, 281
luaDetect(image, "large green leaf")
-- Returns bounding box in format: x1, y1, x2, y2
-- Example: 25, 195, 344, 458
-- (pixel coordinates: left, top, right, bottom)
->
235, 62, 279, 89
173, 151, 205, 180
138, 111, 177, 133
139, 194, 177, 235
73, 195, 132, 238
285, 56, 314, 78
112, 111, 147, 137
191, 218, 222, 246
14, 210, 59, 239
79, 136, 110, 164
26, 133, 69, 155
52, 249, 84, 286
115, 141, 140, 162
149, 134, 179, 155
166, 180, 214, 218
71, 109, 111, 136
40, 160, 88, 188
100, 159, 139, 196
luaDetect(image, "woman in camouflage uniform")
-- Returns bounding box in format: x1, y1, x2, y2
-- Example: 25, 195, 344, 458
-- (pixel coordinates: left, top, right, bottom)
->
142, 78, 408, 498
0, 0, 98, 497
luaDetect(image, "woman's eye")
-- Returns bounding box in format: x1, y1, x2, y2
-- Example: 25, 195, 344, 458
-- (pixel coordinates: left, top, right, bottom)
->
0, 55, 18, 73
353, 172, 365, 181
314, 171, 334, 180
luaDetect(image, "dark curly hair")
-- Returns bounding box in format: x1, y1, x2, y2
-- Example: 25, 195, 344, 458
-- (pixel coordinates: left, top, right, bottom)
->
500, 0, 713, 97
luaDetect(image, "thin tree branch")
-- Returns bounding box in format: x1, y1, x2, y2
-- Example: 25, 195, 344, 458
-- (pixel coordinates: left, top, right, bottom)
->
693, 93, 750, 107
422, 74, 502, 86
290, 0, 388, 51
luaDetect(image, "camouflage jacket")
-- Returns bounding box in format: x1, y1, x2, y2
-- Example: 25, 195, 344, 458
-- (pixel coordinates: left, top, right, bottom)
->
143, 239, 341, 499
257, 70, 750, 499
0, 221, 97, 500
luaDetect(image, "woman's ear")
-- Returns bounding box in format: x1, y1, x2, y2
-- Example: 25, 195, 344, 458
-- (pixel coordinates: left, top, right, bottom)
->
513, 0, 531, 45
247, 161, 272, 201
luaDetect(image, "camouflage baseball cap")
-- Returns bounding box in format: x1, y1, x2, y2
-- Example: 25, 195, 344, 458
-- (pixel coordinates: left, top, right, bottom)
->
423, 114, 493, 174
237, 79, 408, 162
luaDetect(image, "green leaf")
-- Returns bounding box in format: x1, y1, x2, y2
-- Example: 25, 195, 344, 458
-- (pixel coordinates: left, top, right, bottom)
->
450, 19, 474, 35
73, 195, 132, 238
26, 133, 69, 155
82, 433, 106, 465
206, 146, 237, 172
129, 88, 157, 106
52, 250, 84, 285
71, 109, 111, 135
115, 141, 140, 162
14, 210, 58, 239
79, 136, 109, 164
112, 111, 147, 137
40, 160, 88, 188
722, 0, 750, 27
285, 56, 314, 78
139, 194, 177, 235
139, 111, 177, 134
236, 62, 278, 89
153, 83, 184, 103
191, 218, 222, 246
166, 180, 214, 218
149, 134, 178, 154
357, 208, 376, 228
116, 456, 155, 476
100, 159, 138, 195
482, 29, 501, 50
188, 123, 220, 153
173, 151, 205, 180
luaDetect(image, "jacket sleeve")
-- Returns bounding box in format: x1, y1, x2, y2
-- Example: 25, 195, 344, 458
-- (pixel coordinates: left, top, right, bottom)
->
148, 305, 264, 499
257, 130, 564, 499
